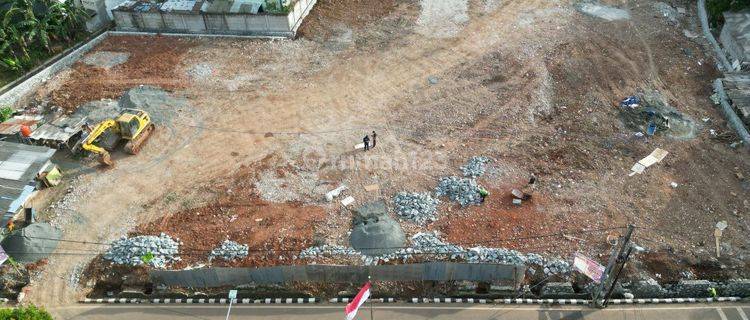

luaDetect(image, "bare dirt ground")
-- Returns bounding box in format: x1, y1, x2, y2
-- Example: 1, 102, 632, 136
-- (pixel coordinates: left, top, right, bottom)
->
17, 0, 750, 309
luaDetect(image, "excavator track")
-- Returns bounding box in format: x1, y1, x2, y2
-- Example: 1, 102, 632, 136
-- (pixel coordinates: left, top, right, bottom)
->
124, 123, 155, 155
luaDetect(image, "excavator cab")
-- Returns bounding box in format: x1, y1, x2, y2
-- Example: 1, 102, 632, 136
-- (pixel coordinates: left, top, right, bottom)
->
117, 110, 150, 140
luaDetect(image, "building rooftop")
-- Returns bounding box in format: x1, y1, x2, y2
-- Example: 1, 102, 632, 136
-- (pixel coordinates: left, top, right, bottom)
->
0, 142, 56, 217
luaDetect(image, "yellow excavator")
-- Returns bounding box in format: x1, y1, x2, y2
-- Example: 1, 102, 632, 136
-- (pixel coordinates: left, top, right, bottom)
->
76, 109, 156, 166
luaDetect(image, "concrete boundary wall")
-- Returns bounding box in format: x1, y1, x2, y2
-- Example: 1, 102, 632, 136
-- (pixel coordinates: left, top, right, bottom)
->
150, 263, 526, 288
112, 0, 316, 37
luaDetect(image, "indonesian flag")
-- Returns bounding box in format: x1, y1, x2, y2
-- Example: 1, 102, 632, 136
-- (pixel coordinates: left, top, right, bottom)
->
345, 281, 371, 320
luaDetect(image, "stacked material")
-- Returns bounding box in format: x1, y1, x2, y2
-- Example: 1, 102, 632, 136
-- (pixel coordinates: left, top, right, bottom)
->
209, 240, 249, 261
104, 233, 180, 268
298, 232, 570, 275
393, 192, 440, 224
435, 176, 482, 206
460, 156, 491, 177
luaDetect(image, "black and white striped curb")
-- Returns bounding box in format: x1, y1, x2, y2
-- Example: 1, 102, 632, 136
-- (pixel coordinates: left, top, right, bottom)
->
410, 297, 742, 305
80, 296, 742, 305
410, 298, 587, 304
81, 298, 318, 304
329, 298, 397, 303
608, 297, 741, 304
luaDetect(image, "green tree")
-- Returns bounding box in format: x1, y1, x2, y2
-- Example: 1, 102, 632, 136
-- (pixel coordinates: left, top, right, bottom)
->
0, 304, 53, 320
0, 0, 88, 72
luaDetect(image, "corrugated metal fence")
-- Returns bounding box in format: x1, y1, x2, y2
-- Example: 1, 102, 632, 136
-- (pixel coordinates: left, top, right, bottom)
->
151, 263, 526, 288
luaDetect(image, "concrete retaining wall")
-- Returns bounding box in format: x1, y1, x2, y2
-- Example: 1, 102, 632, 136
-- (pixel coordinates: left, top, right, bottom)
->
112, 0, 316, 37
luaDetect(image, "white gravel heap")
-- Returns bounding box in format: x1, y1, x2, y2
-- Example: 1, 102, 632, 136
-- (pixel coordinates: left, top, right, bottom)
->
435, 176, 482, 207
209, 240, 249, 261
297, 233, 571, 275
393, 192, 440, 224
461, 156, 491, 177
298, 244, 360, 259
104, 233, 181, 268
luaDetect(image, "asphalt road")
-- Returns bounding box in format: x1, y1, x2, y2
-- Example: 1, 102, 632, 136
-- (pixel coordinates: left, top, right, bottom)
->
50, 303, 750, 320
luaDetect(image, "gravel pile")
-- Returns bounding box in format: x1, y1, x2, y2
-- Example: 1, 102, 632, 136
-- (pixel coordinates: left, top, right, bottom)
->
461, 156, 491, 177
209, 240, 249, 261
103, 233, 181, 268
298, 245, 360, 259
393, 192, 440, 224
435, 176, 482, 206
298, 233, 569, 275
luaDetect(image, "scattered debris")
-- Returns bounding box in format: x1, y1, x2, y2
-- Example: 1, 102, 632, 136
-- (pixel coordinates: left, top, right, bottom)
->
103, 233, 181, 268
460, 156, 491, 177
325, 185, 347, 201
629, 148, 669, 176
670, 182, 679, 188
393, 192, 440, 224
653, 2, 678, 24
435, 176, 483, 207
576, 3, 630, 21
341, 196, 355, 207
620, 96, 641, 109
209, 240, 249, 261
82, 51, 130, 69
187, 63, 213, 79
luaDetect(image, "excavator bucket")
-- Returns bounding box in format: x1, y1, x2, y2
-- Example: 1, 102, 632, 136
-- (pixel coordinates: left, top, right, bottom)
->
99, 152, 114, 166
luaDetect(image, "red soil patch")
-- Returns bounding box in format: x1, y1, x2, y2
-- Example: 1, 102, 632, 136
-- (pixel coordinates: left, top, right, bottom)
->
137, 170, 326, 268
48, 36, 196, 110
431, 186, 610, 257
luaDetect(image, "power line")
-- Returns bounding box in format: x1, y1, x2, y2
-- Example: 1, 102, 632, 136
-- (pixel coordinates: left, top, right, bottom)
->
4, 226, 625, 255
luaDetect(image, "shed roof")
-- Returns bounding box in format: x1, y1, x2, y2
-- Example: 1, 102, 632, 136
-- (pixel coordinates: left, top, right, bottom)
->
0, 142, 55, 215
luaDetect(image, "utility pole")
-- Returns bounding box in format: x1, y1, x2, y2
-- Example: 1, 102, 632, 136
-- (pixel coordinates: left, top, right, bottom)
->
592, 224, 635, 308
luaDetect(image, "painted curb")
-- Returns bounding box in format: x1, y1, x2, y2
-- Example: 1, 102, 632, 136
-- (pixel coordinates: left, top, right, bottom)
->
81, 298, 318, 304
80, 296, 741, 305
608, 297, 740, 304
329, 298, 397, 303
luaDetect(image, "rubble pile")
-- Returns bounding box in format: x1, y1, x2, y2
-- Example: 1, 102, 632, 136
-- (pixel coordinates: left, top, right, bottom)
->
461, 156, 491, 177
298, 244, 360, 259
393, 192, 440, 224
435, 176, 482, 206
298, 233, 569, 275
209, 240, 249, 261
103, 233, 181, 268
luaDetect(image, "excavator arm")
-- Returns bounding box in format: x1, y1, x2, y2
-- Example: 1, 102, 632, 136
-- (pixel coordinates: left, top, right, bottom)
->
80, 119, 118, 166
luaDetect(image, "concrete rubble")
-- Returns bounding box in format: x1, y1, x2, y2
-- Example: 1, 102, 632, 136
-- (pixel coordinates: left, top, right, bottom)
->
103, 233, 181, 269
298, 232, 570, 275
393, 192, 440, 224
435, 176, 482, 207
576, 3, 630, 21
209, 240, 249, 261
653, 2, 678, 24
460, 156, 491, 177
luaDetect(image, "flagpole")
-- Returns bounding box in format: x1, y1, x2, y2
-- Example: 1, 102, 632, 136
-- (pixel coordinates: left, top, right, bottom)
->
369, 276, 374, 320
